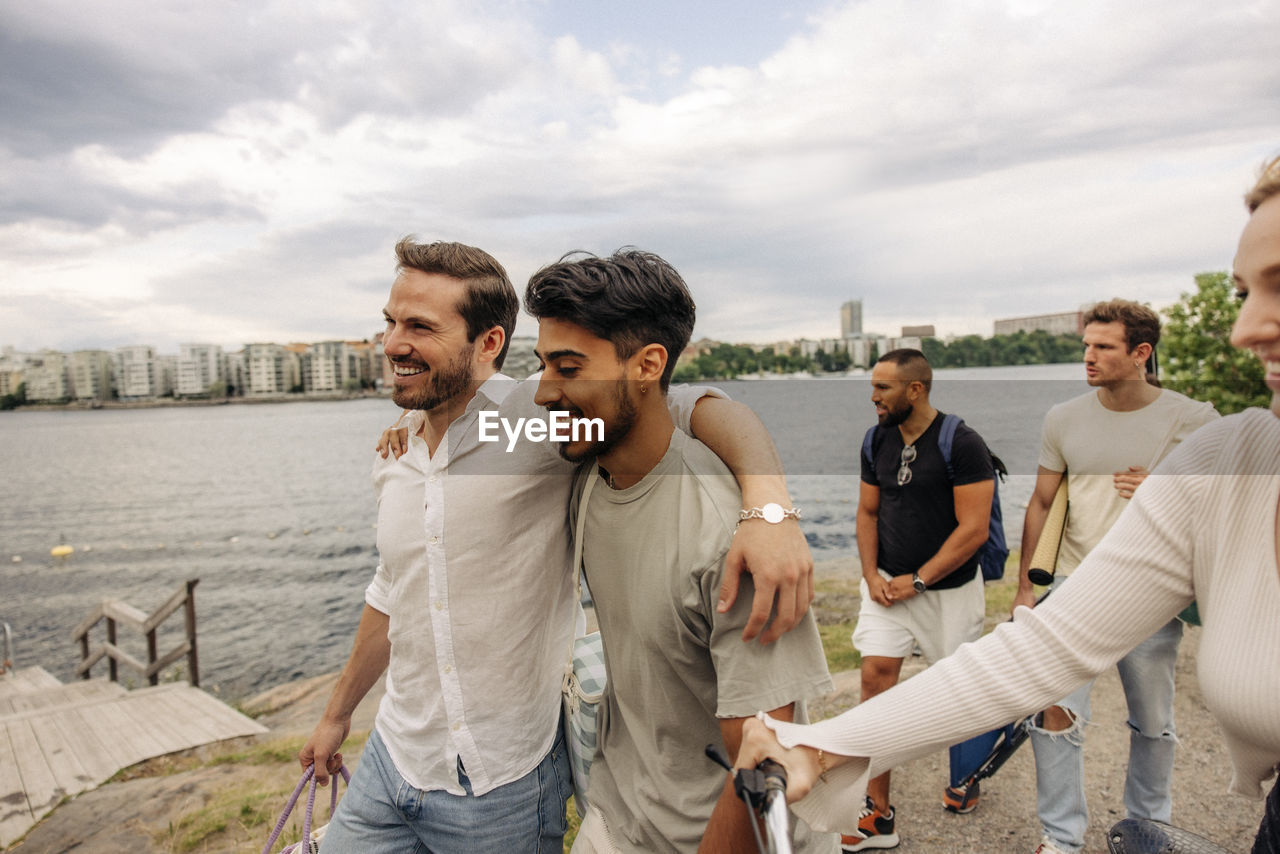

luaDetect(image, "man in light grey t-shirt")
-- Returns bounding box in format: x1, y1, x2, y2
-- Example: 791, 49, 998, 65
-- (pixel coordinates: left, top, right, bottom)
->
1014, 299, 1218, 854
526, 249, 837, 854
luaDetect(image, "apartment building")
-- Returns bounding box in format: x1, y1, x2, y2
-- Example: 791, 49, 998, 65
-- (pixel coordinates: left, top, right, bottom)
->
176, 343, 226, 397
993, 310, 1083, 337
25, 350, 72, 402
0, 349, 31, 397
245, 343, 287, 396
303, 341, 347, 393
115, 345, 160, 400
70, 350, 115, 401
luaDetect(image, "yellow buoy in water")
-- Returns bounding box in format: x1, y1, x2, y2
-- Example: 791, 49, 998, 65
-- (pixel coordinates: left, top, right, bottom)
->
50, 544, 74, 558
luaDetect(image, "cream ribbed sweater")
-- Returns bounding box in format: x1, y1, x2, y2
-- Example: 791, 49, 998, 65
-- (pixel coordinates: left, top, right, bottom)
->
765, 409, 1280, 833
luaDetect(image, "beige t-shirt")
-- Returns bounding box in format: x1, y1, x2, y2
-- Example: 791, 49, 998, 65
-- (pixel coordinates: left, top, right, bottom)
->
1039, 389, 1218, 574
574, 429, 835, 854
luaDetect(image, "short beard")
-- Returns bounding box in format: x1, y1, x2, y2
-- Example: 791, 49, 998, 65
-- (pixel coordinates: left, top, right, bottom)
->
557, 378, 638, 463
878, 401, 912, 428
390, 343, 475, 413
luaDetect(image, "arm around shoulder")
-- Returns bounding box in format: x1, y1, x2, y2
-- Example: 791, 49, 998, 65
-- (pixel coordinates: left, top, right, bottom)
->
690, 395, 815, 645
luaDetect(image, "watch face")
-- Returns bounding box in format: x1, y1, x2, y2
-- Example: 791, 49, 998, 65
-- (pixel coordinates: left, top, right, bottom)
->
913, 576, 926, 592
762, 502, 785, 524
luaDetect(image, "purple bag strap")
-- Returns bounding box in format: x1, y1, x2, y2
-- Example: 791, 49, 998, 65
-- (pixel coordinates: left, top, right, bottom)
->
261, 763, 351, 854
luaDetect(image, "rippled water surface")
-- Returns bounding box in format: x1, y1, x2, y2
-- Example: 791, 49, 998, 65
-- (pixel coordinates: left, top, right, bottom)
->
1, 365, 1085, 698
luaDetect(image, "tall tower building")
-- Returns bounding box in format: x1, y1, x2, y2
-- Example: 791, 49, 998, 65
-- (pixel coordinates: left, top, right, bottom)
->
840, 300, 863, 338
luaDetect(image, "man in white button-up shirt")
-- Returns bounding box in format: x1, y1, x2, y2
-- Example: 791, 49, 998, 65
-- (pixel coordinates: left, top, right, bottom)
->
302, 238, 815, 852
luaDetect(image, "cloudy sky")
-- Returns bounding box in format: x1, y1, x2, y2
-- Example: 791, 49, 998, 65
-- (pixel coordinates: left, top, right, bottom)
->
2, 0, 1278, 354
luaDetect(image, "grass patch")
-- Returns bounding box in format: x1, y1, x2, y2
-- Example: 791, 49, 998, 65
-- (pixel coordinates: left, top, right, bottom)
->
812, 575, 861, 674
564, 797, 583, 852
140, 731, 372, 852
162, 778, 293, 853
983, 577, 1020, 632
982, 550, 1026, 633
817, 621, 861, 672
208, 735, 312, 767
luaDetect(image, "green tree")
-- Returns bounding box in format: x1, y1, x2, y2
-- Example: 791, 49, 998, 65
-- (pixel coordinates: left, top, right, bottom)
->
0, 382, 26, 410
1162, 271, 1267, 414
920, 337, 947, 365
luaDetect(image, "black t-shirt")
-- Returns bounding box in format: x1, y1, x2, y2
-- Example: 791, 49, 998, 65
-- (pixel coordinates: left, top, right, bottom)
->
860, 413, 994, 589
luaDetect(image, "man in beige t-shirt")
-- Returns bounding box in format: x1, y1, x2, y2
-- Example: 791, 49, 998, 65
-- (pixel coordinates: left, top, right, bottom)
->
527, 249, 837, 854
1014, 299, 1218, 854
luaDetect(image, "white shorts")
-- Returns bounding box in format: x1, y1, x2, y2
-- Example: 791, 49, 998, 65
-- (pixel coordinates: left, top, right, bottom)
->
851, 569, 985, 664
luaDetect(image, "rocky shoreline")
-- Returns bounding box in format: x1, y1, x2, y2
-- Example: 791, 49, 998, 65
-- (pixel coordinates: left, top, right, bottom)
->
8, 562, 1266, 853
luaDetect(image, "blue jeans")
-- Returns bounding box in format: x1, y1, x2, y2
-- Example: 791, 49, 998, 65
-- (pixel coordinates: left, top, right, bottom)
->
320, 727, 572, 853
1029, 590, 1183, 854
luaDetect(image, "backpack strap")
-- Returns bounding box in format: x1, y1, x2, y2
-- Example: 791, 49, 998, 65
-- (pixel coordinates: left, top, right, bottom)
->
937, 413, 962, 481
861, 425, 878, 469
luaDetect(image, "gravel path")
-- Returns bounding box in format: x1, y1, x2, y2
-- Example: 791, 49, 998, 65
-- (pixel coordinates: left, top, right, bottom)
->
809, 627, 1262, 853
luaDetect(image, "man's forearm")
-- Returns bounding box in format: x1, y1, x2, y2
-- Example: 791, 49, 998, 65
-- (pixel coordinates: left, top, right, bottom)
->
1018, 499, 1052, 590
698, 774, 760, 853
917, 522, 989, 586
323, 604, 392, 724
694, 395, 812, 644
856, 508, 880, 580
690, 399, 791, 502
699, 706, 795, 853
1017, 468, 1065, 593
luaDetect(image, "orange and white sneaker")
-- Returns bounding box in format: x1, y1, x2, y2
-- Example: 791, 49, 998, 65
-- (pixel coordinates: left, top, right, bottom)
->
840, 796, 900, 851
942, 780, 980, 814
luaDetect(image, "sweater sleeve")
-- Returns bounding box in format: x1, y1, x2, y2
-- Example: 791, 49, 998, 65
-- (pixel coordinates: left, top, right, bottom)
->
762, 447, 1206, 832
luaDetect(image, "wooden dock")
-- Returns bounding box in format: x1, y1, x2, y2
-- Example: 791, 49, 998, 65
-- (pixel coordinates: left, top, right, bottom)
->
0, 666, 268, 848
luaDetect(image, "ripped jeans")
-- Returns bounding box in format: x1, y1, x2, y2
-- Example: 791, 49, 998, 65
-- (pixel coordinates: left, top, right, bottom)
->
1029, 608, 1183, 853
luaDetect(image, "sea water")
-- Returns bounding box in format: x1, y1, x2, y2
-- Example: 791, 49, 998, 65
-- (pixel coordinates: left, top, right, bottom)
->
0, 364, 1085, 697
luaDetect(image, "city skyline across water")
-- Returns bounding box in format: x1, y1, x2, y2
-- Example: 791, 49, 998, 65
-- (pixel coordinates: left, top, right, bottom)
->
3, 300, 1095, 407
1, 364, 1085, 698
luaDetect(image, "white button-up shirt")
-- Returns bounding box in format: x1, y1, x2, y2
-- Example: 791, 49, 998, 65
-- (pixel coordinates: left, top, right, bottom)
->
366, 373, 711, 795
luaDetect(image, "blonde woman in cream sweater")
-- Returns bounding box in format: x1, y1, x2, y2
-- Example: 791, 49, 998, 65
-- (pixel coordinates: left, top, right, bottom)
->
736, 157, 1280, 853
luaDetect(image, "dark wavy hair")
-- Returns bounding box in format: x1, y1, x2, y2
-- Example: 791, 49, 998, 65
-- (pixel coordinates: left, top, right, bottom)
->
394, 237, 518, 369
524, 248, 696, 391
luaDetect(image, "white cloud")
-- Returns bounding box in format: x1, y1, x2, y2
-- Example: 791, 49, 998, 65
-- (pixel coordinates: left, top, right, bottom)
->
0, 0, 1277, 354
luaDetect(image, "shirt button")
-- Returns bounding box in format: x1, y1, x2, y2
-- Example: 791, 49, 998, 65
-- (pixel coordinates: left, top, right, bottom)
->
429, 535, 439, 544
443, 664, 452, 674
451, 722, 460, 732
435, 601, 444, 610
429, 475, 438, 483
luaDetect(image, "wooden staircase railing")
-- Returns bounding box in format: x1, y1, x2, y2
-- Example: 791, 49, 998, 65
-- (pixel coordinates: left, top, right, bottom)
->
71, 578, 200, 687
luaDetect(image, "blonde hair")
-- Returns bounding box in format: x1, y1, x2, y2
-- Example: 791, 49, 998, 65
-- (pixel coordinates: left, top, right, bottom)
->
1244, 154, 1280, 213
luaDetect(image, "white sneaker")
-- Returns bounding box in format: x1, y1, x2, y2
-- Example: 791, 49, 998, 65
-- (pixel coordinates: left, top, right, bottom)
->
1033, 836, 1073, 854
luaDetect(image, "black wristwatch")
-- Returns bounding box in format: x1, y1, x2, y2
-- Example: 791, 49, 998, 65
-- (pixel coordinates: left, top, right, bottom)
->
912, 572, 927, 593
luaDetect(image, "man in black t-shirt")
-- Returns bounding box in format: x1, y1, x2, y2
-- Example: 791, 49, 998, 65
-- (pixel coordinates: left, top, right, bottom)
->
841, 349, 995, 853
